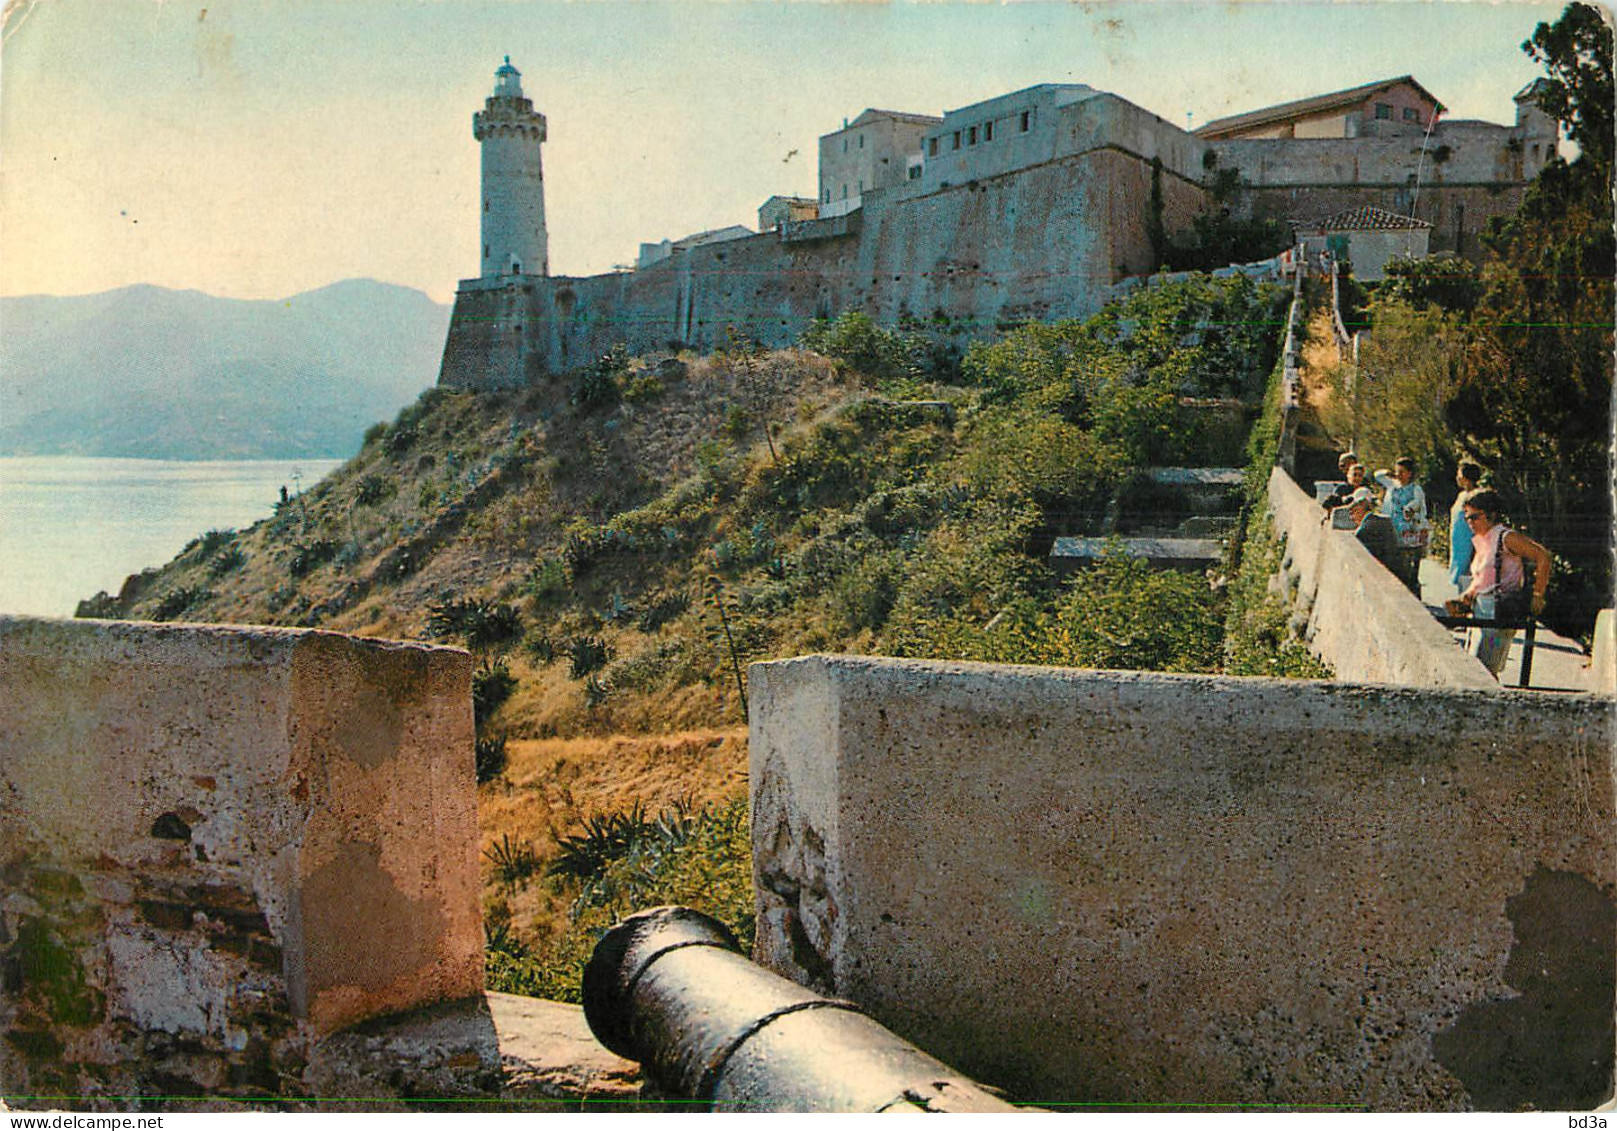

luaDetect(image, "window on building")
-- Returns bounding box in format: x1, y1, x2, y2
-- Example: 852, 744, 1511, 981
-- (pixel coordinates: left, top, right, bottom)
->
952, 130, 961, 150
1020, 110, 1031, 132
842, 184, 848, 199
824, 189, 831, 203
908, 166, 921, 180
928, 137, 939, 157
984, 120, 994, 142
968, 126, 978, 145
858, 135, 864, 149
1403, 107, 1420, 122
483, 199, 490, 213
512, 262, 521, 275
842, 138, 848, 152
858, 180, 865, 193
484, 244, 490, 258
1375, 103, 1392, 120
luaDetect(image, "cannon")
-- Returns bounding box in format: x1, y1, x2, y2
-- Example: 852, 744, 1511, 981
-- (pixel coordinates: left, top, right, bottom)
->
582, 905, 1024, 1113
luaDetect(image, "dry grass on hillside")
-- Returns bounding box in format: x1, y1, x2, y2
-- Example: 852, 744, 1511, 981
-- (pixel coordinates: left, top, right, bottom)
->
478, 727, 748, 947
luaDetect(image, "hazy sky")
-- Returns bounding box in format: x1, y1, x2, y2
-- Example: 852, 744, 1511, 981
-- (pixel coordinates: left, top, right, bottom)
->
0, 0, 1574, 304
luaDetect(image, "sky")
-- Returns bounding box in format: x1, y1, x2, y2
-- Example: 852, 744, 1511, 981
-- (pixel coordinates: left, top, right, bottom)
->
0, 0, 1579, 305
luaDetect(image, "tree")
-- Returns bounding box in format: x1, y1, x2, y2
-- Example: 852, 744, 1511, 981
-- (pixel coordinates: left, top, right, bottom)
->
1444, 3, 1616, 635
1522, 2, 1613, 184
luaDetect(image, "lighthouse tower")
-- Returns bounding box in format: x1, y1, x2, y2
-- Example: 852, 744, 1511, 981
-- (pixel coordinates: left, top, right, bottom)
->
475, 57, 548, 278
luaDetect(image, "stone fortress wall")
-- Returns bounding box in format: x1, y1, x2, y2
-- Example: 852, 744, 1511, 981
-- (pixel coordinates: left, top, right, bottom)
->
0, 618, 483, 1102
439, 74, 1552, 389
746, 654, 1614, 1111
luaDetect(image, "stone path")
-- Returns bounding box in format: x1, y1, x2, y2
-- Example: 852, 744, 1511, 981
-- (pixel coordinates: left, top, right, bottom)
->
1417, 558, 1596, 693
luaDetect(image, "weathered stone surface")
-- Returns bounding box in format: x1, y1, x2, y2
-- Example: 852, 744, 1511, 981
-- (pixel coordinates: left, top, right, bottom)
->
488, 992, 643, 1107
749, 654, 1615, 1111
300, 992, 642, 1111
0, 616, 478, 1106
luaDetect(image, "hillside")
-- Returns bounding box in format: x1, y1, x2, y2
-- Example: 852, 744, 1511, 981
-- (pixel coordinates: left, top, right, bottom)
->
76, 275, 1314, 988
0, 280, 450, 459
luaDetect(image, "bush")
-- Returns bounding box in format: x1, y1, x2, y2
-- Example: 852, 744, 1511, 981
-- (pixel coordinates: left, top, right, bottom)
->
475, 731, 508, 784
288, 539, 340, 578
525, 558, 569, 601
637, 591, 691, 633
567, 635, 611, 679
427, 597, 525, 655
210, 547, 246, 576
493, 797, 753, 1004
472, 661, 517, 728
573, 345, 630, 409
386, 424, 419, 454
355, 474, 393, 506
197, 529, 235, 557
1378, 255, 1483, 315
152, 586, 211, 621
622, 372, 665, 402
484, 832, 538, 888
799, 311, 944, 387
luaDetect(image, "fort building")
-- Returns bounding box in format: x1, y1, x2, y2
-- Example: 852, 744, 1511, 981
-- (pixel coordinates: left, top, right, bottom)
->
818, 109, 942, 217
438, 66, 1559, 391
757, 195, 820, 233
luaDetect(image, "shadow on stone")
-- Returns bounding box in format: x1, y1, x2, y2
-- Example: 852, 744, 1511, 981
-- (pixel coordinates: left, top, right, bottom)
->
1433, 866, 1615, 1111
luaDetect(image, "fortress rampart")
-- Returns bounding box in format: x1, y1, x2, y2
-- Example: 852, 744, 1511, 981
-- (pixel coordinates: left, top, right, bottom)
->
439, 78, 1544, 390
748, 654, 1615, 1110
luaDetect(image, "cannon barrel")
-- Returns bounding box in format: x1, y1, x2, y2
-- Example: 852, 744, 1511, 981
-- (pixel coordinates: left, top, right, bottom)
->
582, 905, 1022, 1112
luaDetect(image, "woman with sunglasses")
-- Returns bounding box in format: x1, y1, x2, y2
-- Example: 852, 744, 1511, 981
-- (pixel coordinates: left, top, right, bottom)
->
1451, 490, 1552, 677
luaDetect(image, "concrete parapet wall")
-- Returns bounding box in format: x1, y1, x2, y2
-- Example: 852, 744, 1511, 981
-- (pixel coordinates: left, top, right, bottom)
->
1267, 466, 1498, 690
749, 653, 1616, 1110
0, 616, 480, 1102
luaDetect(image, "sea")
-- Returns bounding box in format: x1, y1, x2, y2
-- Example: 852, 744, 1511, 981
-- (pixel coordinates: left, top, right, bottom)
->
0, 456, 344, 617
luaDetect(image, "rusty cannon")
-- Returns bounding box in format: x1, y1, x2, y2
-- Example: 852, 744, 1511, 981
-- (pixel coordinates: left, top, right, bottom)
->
582, 905, 1024, 1113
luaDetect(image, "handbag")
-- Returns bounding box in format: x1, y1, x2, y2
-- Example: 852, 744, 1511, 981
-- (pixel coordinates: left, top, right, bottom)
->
1479, 526, 1531, 622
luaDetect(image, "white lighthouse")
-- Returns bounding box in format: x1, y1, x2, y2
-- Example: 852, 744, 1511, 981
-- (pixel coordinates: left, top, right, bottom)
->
475, 57, 548, 279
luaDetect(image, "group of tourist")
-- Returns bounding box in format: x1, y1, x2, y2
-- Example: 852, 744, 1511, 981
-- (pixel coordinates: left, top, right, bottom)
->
1321, 452, 1552, 678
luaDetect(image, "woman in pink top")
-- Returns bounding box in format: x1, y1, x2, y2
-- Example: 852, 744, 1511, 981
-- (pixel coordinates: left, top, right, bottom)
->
1452, 490, 1552, 677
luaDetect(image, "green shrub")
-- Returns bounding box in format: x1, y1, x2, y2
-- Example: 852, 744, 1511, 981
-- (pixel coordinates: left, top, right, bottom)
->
427, 598, 525, 654
572, 345, 630, 409
475, 732, 509, 784
524, 557, 569, 601
152, 586, 211, 621
472, 661, 517, 728
355, 474, 393, 506
622, 372, 665, 402
490, 798, 753, 1005
288, 539, 340, 578
636, 591, 691, 633
210, 547, 246, 576
197, 529, 235, 557
484, 832, 538, 889
386, 424, 419, 454
566, 635, 611, 679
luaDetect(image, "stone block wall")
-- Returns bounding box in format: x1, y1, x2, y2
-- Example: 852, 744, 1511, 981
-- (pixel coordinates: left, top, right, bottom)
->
749, 653, 1615, 1110
1265, 466, 1499, 690
0, 617, 481, 1104
439, 142, 1208, 387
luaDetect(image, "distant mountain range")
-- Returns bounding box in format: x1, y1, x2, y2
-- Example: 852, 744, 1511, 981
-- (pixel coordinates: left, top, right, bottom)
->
0, 280, 451, 460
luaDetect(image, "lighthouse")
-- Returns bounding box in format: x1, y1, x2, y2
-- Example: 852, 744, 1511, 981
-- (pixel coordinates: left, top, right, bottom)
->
474, 57, 548, 279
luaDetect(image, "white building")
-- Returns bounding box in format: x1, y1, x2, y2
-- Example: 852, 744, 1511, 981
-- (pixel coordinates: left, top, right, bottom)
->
818, 109, 941, 217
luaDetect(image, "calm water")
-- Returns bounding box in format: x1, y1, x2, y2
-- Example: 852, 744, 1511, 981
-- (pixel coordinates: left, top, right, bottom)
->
0, 456, 342, 617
